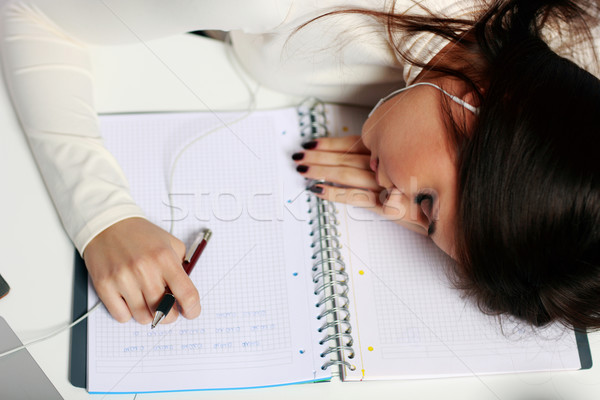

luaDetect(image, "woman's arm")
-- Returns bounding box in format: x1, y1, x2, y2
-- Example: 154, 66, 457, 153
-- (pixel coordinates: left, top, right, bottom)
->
0, 0, 192, 324
0, 0, 291, 250
0, 0, 289, 323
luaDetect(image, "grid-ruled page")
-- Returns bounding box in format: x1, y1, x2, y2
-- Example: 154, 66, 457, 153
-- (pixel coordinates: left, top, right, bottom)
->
87, 109, 329, 393
338, 207, 584, 380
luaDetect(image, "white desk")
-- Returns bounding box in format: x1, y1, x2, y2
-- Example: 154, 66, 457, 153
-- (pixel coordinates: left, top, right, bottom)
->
1, 33, 599, 400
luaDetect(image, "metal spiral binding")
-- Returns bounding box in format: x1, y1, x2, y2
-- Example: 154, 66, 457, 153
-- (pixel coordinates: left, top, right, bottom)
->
298, 98, 356, 375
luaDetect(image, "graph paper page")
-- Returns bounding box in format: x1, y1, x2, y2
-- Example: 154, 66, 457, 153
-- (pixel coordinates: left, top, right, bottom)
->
87, 108, 330, 393
337, 207, 584, 380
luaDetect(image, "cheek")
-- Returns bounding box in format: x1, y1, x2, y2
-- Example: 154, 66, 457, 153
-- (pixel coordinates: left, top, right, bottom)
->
382, 146, 426, 191
380, 117, 440, 176
390, 130, 454, 187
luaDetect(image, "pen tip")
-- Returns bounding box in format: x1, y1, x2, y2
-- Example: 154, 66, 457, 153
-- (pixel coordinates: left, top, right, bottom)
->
151, 311, 165, 329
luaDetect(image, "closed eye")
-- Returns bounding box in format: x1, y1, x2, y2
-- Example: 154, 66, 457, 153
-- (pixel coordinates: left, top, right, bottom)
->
415, 192, 437, 236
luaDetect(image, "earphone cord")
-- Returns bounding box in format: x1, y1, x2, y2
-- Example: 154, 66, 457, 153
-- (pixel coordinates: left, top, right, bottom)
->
0, 32, 260, 360
0, 301, 102, 359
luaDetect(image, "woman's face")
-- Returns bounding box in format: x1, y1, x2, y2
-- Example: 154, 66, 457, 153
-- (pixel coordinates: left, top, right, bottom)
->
361, 78, 473, 257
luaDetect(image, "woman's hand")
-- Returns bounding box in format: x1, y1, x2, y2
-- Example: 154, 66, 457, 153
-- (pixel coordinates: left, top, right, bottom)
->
292, 136, 419, 230
292, 135, 384, 208
83, 217, 201, 324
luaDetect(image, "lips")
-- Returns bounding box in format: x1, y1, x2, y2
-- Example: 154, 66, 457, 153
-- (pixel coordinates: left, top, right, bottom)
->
370, 158, 378, 173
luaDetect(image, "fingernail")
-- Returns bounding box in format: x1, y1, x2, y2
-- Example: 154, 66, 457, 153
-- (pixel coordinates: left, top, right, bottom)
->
302, 140, 318, 150
292, 152, 304, 161
296, 165, 309, 173
308, 185, 323, 194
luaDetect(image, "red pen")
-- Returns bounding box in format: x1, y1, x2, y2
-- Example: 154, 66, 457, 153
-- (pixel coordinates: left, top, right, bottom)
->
151, 229, 212, 328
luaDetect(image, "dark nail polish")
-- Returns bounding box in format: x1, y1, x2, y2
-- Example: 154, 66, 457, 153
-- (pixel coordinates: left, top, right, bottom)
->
296, 165, 309, 173
309, 185, 323, 194
292, 152, 304, 161
302, 140, 318, 150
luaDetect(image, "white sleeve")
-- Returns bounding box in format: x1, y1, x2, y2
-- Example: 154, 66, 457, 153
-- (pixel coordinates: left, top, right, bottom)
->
0, 0, 291, 253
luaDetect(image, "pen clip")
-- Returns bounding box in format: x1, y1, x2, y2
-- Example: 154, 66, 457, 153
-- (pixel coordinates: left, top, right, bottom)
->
184, 230, 212, 262
185, 235, 203, 263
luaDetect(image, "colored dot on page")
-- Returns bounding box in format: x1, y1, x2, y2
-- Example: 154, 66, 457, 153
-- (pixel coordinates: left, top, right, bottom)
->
358, 270, 365, 275
367, 346, 374, 351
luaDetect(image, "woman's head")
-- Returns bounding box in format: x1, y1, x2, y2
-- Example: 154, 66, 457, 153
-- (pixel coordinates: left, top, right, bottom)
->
453, 32, 600, 329
306, 0, 600, 328
361, 0, 600, 329
361, 77, 478, 256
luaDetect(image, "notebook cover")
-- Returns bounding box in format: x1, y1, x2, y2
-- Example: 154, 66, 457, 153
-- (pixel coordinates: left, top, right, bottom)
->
575, 328, 593, 369
69, 251, 88, 388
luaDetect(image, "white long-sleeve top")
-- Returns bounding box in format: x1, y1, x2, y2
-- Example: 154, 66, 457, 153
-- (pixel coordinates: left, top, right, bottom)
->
1, 0, 597, 253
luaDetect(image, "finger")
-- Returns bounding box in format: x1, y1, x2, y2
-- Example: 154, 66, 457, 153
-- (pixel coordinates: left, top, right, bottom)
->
298, 164, 381, 191
121, 287, 153, 324
302, 135, 369, 154
169, 236, 186, 260
140, 276, 180, 324
293, 150, 370, 170
312, 185, 428, 235
161, 305, 180, 324
96, 287, 132, 323
164, 267, 201, 320
154, 236, 186, 324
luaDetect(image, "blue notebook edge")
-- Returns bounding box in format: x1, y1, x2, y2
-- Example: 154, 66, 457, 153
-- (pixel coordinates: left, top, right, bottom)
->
88, 377, 332, 395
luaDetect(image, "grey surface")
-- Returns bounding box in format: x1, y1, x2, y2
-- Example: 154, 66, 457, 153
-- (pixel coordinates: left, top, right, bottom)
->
0, 317, 63, 399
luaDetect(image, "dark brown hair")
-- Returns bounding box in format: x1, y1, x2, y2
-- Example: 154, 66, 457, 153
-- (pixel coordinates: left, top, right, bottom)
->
453, 0, 600, 330
305, 0, 600, 329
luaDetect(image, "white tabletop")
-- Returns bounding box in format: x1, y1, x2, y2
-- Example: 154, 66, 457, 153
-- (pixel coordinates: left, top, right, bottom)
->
1, 33, 599, 400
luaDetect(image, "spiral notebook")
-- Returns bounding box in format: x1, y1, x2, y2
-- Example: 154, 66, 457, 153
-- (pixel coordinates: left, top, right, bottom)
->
84, 100, 591, 394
